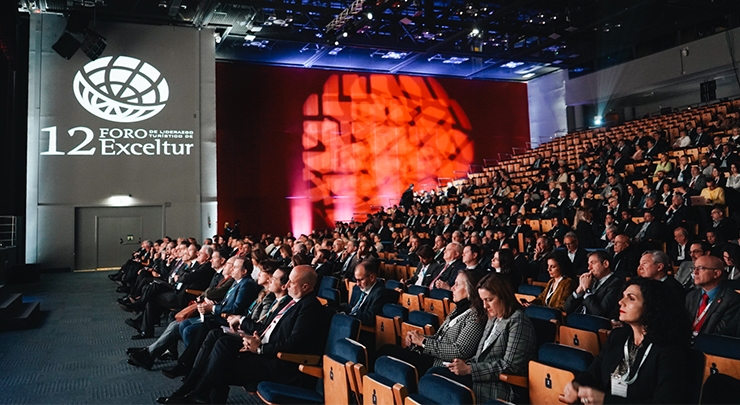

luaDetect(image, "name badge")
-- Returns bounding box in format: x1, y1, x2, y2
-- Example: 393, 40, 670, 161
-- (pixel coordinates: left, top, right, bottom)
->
611, 376, 628, 398
176, 282, 183, 290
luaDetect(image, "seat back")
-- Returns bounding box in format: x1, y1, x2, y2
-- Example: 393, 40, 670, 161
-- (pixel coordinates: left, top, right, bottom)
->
386, 279, 404, 291
375, 304, 409, 348
694, 334, 740, 394
363, 356, 419, 405
326, 313, 361, 356
422, 296, 447, 325
407, 285, 429, 296
400, 311, 439, 348
406, 374, 475, 405
524, 305, 562, 323
560, 314, 611, 355
528, 344, 592, 405
400, 292, 422, 312
518, 284, 545, 296
320, 276, 339, 292
318, 288, 341, 307
325, 338, 368, 405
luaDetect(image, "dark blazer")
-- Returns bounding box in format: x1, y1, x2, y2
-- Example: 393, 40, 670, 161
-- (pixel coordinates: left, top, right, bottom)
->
564, 273, 625, 319
574, 326, 689, 404
662, 275, 687, 304
406, 262, 443, 287
213, 278, 260, 317
261, 293, 330, 357
240, 295, 292, 334
179, 262, 215, 291
432, 259, 466, 287
612, 248, 640, 277
685, 283, 740, 335
345, 280, 393, 326
566, 248, 589, 275
666, 242, 691, 266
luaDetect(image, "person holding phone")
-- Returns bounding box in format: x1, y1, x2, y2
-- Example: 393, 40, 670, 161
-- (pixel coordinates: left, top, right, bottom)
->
376, 270, 486, 375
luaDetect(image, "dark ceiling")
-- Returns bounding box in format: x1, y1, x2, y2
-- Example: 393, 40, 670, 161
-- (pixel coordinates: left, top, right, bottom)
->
13, 0, 740, 81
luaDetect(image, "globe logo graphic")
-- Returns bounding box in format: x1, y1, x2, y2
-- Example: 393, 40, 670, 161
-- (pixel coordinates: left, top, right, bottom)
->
73, 56, 169, 123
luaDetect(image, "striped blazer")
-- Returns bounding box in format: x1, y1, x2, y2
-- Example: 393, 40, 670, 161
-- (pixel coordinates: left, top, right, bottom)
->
469, 309, 537, 403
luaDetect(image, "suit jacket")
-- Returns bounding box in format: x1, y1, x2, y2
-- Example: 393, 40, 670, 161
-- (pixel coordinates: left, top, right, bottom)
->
406, 262, 443, 287
260, 293, 331, 357
564, 273, 625, 319
240, 295, 292, 334
566, 248, 589, 275
675, 261, 696, 290
574, 326, 689, 403
530, 277, 575, 310
612, 248, 639, 277
346, 280, 393, 326
685, 283, 740, 335
431, 259, 466, 287
469, 309, 537, 403
179, 262, 215, 291
666, 242, 691, 266
213, 278, 260, 317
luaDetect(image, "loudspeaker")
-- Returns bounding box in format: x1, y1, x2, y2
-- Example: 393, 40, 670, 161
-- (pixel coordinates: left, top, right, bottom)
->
700, 81, 716, 103
51, 32, 81, 60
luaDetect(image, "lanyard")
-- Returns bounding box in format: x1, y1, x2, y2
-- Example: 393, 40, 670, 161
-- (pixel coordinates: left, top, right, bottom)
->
692, 300, 713, 329
620, 340, 653, 385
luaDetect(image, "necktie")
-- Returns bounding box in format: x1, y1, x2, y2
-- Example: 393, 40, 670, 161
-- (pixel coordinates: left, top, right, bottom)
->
693, 293, 710, 333
349, 291, 367, 316
430, 263, 450, 286
222, 282, 238, 304
261, 299, 296, 341
690, 177, 696, 188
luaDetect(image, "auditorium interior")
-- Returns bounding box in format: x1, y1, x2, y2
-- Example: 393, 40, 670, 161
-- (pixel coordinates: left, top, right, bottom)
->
2, 0, 740, 404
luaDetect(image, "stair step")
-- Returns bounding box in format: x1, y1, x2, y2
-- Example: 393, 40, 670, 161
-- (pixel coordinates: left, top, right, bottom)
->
0, 293, 22, 317
0, 302, 42, 331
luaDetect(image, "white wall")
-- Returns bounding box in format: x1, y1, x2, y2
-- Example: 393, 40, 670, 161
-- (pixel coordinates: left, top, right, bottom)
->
527, 70, 567, 147
26, 15, 216, 268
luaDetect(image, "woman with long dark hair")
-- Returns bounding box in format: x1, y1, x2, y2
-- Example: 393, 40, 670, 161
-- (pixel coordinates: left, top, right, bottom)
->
563, 278, 691, 404
376, 270, 486, 375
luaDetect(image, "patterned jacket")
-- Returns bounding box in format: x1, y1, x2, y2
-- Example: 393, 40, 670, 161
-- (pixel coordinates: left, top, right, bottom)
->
421, 306, 485, 366
469, 309, 537, 403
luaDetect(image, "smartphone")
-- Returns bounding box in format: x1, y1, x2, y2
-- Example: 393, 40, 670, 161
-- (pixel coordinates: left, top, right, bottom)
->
442, 361, 452, 366
519, 298, 528, 304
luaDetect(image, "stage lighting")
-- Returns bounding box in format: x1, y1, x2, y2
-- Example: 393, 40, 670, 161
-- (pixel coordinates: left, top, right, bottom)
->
52, 32, 82, 60
80, 29, 107, 60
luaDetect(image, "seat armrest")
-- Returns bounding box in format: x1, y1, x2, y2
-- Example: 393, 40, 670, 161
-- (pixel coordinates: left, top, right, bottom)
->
276, 352, 321, 366
298, 364, 322, 378
360, 324, 374, 334
185, 289, 203, 296
499, 373, 528, 388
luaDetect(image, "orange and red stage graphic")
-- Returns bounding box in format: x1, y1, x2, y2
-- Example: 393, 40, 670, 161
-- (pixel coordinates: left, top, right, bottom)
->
216, 64, 529, 236
298, 74, 474, 230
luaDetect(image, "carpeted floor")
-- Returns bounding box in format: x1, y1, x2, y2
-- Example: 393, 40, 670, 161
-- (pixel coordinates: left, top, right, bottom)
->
0, 271, 263, 404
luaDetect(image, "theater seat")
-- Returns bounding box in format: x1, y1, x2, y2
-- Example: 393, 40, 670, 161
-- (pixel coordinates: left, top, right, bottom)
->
257, 338, 367, 405
363, 356, 419, 405
405, 373, 475, 405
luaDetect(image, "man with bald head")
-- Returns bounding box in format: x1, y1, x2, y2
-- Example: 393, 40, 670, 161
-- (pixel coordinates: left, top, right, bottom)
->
160, 265, 330, 404
611, 234, 639, 276
685, 255, 740, 337
431, 242, 466, 291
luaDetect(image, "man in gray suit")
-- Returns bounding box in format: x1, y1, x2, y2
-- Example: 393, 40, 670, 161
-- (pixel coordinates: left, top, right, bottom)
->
685, 255, 740, 336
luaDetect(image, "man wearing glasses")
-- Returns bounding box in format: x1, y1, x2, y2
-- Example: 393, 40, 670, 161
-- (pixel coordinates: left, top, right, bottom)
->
685, 255, 740, 337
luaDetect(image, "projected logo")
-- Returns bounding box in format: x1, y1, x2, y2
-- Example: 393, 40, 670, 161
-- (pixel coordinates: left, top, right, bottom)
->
73, 56, 169, 123
301, 74, 473, 226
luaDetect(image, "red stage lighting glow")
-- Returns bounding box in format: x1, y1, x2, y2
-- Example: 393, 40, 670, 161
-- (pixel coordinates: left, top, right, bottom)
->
299, 73, 474, 228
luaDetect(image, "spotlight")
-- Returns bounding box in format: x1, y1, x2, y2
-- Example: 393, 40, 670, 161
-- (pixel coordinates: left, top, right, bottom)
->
367, 12, 373, 20
469, 28, 480, 37
342, 31, 349, 37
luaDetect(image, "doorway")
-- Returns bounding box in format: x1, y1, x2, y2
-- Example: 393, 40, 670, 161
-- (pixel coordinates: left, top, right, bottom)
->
75, 206, 163, 270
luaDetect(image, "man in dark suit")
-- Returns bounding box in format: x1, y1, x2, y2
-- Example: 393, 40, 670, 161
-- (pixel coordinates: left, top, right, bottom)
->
637, 250, 685, 302
405, 245, 442, 288
507, 216, 532, 241
611, 234, 639, 277
345, 257, 393, 327
160, 265, 330, 404
667, 227, 692, 266
462, 243, 486, 274
685, 255, 740, 336
633, 211, 663, 250
618, 210, 640, 239
564, 250, 625, 319
710, 208, 738, 242
687, 165, 707, 192
664, 195, 689, 237
563, 232, 589, 275
430, 242, 466, 290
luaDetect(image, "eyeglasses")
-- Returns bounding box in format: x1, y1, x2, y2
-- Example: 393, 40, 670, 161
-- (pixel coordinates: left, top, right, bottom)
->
693, 266, 722, 272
